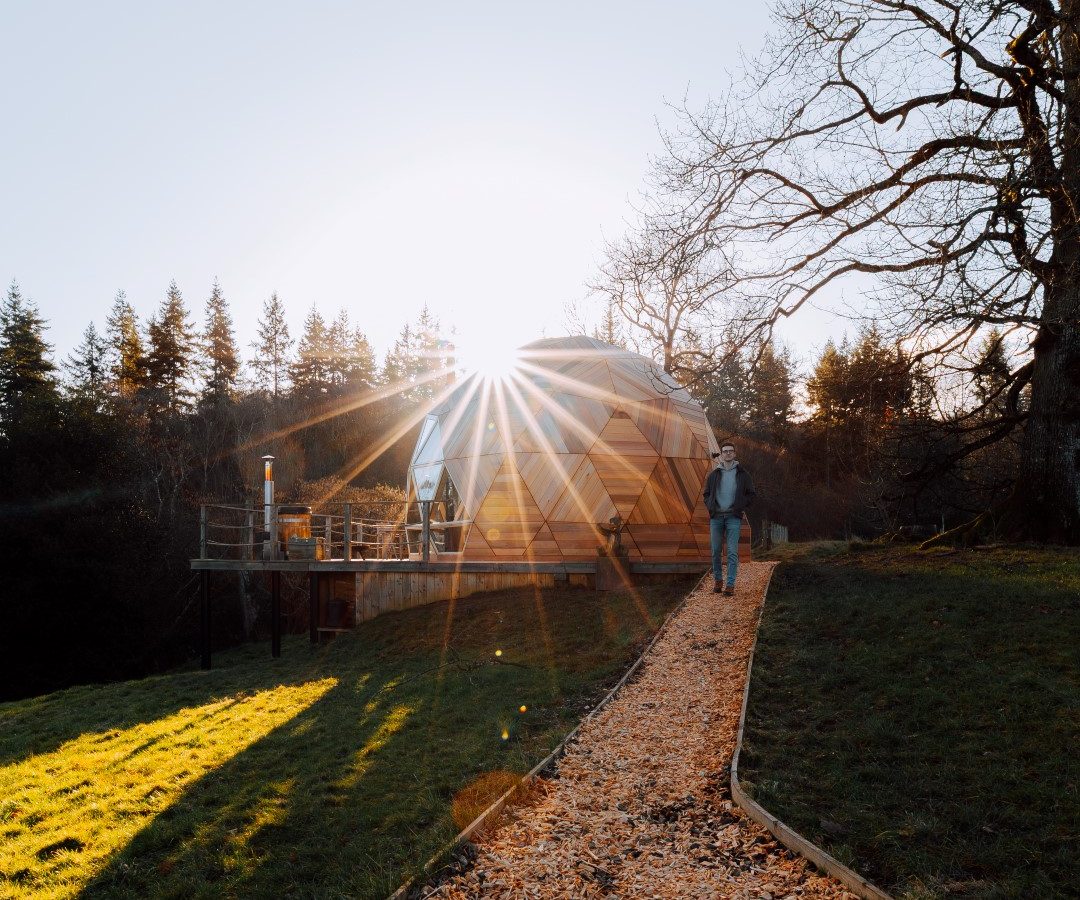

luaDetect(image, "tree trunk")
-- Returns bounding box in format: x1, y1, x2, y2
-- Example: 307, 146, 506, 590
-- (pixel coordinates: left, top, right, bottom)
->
1014, 308, 1080, 543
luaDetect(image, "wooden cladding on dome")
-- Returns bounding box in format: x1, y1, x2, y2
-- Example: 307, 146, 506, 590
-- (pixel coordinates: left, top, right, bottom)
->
407, 337, 737, 562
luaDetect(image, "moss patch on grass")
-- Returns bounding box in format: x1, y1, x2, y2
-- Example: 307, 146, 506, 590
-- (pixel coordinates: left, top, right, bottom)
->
743, 544, 1079, 899
0, 576, 695, 899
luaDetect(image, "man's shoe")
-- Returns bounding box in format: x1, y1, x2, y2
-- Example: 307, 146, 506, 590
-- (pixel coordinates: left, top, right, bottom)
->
712, 581, 723, 593
722, 585, 735, 596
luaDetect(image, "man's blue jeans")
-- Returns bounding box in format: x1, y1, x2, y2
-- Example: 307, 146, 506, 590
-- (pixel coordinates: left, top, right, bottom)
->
710, 514, 742, 587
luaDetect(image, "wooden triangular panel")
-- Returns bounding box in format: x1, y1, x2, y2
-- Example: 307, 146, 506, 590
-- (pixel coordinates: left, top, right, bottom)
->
444, 454, 502, 520
590, 454, 656, 518
672, 399, 711, 455
513, 404, 571, 454
475, 461, 546, 528
677, 524, 706, 559
628, 458, 692, 524
660, 408, 700, 458
548, 522, 606, 559
516, 452, 584, 519
625, 523, 689, 560
525, 524, 562, 561
632, 399, 669, 455
590, 412, 660, 459
668, 456, 711, 513
549, 456, 618, 523
462, 525, 499, 560
610, 367, 657, 402
555, 393, 613, 441
554, 359, 620, 404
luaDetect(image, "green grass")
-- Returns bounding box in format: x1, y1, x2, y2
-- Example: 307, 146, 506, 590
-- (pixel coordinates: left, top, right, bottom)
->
743, 543, 1079, 899
0, 576, 695, 899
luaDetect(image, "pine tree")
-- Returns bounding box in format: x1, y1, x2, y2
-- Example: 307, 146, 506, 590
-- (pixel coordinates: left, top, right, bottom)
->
746, 343, 795, 446
0, 281, 58, 427
64, 321, 109, 400
250, 292, 292, 397
104, 290, 147, 399
144, 280, 196, 413
200, 279, 240, 405
382, 308, 453, 405
347, 327, 378, 393
290, 305, 331, 400
973, 329, 1011, 415
327, 308, 352, 390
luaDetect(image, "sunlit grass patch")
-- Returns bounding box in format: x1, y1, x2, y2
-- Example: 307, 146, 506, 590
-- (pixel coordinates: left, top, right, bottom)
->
0, 576, 693, 899
0, 679, 335, 899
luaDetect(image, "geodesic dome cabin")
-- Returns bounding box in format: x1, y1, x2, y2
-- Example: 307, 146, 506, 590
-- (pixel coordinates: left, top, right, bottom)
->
406, 336, 726, 562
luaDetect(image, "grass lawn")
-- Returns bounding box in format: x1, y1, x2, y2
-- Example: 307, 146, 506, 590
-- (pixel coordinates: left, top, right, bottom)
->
0, 575, 696, 899
741, 543, 1079, 899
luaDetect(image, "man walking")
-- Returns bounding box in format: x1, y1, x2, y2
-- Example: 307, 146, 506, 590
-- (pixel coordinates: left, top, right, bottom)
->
703, 442, 755, 595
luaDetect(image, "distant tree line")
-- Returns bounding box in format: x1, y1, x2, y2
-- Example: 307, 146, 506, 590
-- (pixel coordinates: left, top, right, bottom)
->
590, 290, 1024, 543
0, 278, 453, 700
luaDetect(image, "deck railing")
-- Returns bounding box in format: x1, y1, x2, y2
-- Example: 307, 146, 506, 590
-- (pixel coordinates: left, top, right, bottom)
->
197, 501, 460, 561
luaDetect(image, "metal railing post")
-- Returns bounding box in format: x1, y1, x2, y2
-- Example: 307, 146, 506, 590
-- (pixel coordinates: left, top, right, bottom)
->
199, 505, 207, 559
344, 503, 352, 562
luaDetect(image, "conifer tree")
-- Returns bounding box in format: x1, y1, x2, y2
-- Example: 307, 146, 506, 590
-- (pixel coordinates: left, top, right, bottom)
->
144, 280, 196, 413
347, 327, 378, 393
64, 322, 109, 400
200, 279, 240, 405
104, 290, 147, 399
290, 305, 331, 400
250, 292, 292, 398
0, 281, 58, 427
327, 308, 352, 390
746, 343, 795, 446
973, 329, 1012, 415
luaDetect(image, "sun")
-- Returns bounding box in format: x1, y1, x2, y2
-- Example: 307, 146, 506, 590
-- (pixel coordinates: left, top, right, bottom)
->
454, 338, 521, 382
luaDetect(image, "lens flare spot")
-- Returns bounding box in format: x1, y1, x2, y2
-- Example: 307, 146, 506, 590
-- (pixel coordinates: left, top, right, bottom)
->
486, 527, 501, 541
500, 729, 509, 741
495, 649, 503, 657
519, 705, 527, 713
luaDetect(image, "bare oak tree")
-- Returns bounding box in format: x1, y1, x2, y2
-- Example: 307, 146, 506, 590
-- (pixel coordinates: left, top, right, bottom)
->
657, 0, 1080, 542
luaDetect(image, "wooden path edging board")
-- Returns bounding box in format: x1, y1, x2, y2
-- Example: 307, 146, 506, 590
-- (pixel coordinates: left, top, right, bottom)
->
730, 565, 893, 900
386, 574, 707, 900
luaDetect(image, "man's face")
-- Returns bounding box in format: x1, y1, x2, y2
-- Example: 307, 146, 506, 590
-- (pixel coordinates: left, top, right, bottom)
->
720, 446, 736, 462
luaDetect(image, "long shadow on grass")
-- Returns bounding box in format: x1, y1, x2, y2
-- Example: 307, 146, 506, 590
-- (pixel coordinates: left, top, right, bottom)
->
75, 669, 445, 899
0, 642, 331, 768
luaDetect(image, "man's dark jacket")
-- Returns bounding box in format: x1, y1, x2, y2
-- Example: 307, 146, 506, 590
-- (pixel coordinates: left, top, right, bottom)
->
703, 464, 756, 518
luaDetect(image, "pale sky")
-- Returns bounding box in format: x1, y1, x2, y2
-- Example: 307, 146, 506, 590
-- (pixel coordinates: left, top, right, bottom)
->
1, 1, 847, 374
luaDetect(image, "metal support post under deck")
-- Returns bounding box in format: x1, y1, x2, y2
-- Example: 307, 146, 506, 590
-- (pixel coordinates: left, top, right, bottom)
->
309, 572, 318, 644
421, 500, 431, 563
200, 570, 211, 670
271, 570, 282, 658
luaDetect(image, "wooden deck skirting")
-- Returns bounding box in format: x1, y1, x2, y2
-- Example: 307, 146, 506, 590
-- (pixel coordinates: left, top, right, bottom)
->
189, 558, 708, 663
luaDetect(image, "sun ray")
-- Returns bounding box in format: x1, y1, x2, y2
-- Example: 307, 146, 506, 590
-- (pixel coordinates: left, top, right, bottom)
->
238, 364, 459, 456
314, 375, 467, 506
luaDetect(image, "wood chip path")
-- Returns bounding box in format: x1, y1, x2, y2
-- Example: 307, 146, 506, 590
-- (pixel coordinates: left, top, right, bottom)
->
423, 562, 855, 899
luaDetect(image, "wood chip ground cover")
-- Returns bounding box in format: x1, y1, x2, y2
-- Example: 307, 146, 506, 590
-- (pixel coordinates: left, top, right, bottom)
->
421, 563, 855, 899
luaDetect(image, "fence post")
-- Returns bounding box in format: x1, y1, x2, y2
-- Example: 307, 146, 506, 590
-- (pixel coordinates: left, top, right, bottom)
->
199, 505, 207, 559
269, 505, 279, 560
324, 515, 332, 558
344, 503, 352, 562
245, 506, 255, 561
